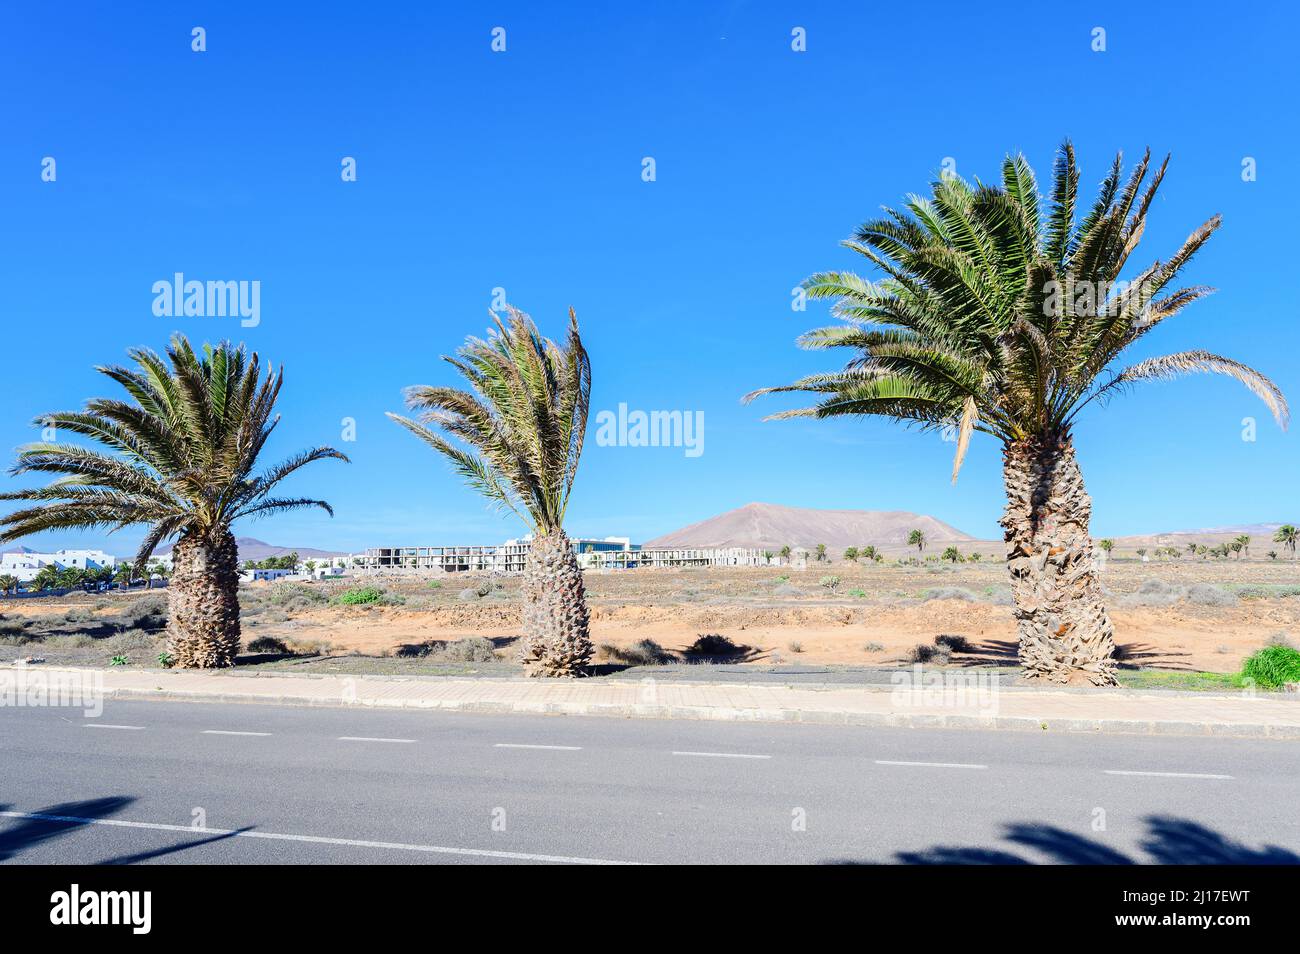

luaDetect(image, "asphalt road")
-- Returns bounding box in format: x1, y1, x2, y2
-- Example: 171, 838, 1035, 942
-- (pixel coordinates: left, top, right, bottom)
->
2, 699, 1298, 865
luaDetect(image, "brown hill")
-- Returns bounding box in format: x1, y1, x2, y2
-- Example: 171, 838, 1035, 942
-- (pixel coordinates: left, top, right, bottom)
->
644, 502, 975, 551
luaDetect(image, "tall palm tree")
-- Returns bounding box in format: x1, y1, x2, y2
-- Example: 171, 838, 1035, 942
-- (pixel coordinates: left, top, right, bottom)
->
1274, 525, 1298, 560
0, 335, 347, 667
745, 143, 1288, 685
908, 529, 926, 553
387, 306, 593, 677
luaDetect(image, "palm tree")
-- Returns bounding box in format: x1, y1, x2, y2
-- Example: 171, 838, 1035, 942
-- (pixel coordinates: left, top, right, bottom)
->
32, 565, 59, 591
1275, 525, 1298, 560
387, 306, 593, 677
862, 544, 878, 561
1098, 539, 1115, 555
941, 545, 961, 563
844, 546, 859, 562
1234, 534, 1251, 558
815, 543, 827, 562
1185, 542, 1198, 559
112, 563, 135, 588
0, 573, 17, 596
780, 544, 792, 563
0, 335, 346, 667
908, 529, 926, 552
745, 143, 1288, 685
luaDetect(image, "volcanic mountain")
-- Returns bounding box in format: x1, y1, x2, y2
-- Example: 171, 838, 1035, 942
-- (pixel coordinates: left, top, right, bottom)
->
644, 502, 975, 551
157, 537, 345, 563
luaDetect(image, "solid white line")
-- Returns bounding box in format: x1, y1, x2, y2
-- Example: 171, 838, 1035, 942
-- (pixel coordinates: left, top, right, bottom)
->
671, 751, 772, 760
875, 760, 987, 769
493, 743, 581, 751
0, 810, 637, 865
338, 736, 416, 744
83, 724, 145, 731
1104, 770, 1234, 780
201, 730, 271, 737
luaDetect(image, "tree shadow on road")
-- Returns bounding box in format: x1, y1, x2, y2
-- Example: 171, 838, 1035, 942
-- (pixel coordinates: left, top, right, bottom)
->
0, 797, 252, 864
826, 816, 1300, 864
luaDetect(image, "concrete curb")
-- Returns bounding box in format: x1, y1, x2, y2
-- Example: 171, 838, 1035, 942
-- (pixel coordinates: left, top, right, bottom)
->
94, 683, 1300, 740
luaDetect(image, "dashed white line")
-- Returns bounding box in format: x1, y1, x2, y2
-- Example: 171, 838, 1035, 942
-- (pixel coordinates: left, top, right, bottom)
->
338, 736, 416, 744
201, 730, 271, 737
671, 751, 772, 760
1104, 770, 1234, 780
83, 724, 145, 731
0, 810, 637, 865
493, 743, 582, 751
875, 760, 987, 769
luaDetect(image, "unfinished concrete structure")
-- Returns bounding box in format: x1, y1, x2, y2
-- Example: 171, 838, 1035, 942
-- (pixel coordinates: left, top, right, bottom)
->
356, 538, 770, 574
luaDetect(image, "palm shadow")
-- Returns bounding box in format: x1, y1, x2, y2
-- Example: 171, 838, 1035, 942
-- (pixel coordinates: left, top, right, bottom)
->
0, 797, 135, 861
0, 797, 254, 864
954, 639, 1193, 672
826, 816, 1300, 865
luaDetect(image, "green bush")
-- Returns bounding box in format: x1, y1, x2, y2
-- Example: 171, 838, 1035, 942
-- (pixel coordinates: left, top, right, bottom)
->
334, 587, 384, 605
1240, 645, 1300, 689
247, 636, 290, 655
109, 655, 129, 666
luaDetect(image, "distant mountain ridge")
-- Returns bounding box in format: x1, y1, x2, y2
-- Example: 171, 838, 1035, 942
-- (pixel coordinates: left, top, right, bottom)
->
1112, 523, 1290, 548
156, 537, 346, 562
644, 502, 975, 551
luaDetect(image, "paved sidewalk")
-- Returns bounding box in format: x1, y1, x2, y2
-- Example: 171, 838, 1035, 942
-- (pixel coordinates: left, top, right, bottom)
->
7, 664, 1298, 739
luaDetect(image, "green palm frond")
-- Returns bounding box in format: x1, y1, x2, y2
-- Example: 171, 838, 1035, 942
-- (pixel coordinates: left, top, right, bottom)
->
0, 334, 346, 558
748, 141, 1288, 479
388, 306, 591, 534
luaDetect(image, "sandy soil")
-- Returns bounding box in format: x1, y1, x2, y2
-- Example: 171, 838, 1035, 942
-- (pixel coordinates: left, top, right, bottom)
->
5, 559, 1297, 673
250, 559, 1300, 673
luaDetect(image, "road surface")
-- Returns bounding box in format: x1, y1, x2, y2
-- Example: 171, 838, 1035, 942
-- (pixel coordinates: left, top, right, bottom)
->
2, 698, 1297, 864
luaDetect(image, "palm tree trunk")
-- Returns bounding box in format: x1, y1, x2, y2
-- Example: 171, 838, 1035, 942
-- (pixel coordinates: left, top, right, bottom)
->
519, 529, 592, 676
167, 529, 242, 668
1001, 433, 1118, 686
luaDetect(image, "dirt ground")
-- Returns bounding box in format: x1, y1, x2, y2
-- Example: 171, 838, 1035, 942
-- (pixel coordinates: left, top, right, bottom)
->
8, 557, 1293, 674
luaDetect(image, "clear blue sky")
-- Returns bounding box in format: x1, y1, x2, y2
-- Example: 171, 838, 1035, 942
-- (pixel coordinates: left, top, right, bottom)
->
2, 1, 1297, 555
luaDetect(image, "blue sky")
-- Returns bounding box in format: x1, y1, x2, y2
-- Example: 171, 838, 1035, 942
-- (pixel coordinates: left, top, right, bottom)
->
2, 1, 1297, 555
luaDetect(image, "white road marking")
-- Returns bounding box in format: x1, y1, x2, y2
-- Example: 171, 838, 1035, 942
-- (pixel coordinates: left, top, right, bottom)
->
1104, 770, 1234, 780
494, 743, 581, 751
0, 810, 637, 865
201, 730, 271, 737
83, 724, 145, 731
671, 751, 771, 760
875, 760, 987, 769
338, 736, 416, 744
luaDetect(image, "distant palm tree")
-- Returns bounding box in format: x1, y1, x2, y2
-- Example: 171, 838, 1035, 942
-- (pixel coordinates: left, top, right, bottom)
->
1136, 547, 1148, 560
1268, 550, 1278, 561
1098, 539, 1115, 555
1274, 525, 1298, 560
780, 544, 792, 563
862, 545, 878, 561
844, 546, 859, 562
0, 573, 17, 596
1234, 534, 1251, 558
387, 307, 593, 677
32, 566, 59, 591
745, 143, 1288, 684
0, 336, 346, 667
1185, 542, 1198, 559
112, 563, 134, 588
908, 529, 926, 553
941, 545, 961, 563
815, 543, 827, 562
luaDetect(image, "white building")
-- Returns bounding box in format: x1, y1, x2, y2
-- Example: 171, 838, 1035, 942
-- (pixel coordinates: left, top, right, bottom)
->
0, 549, 118, 583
